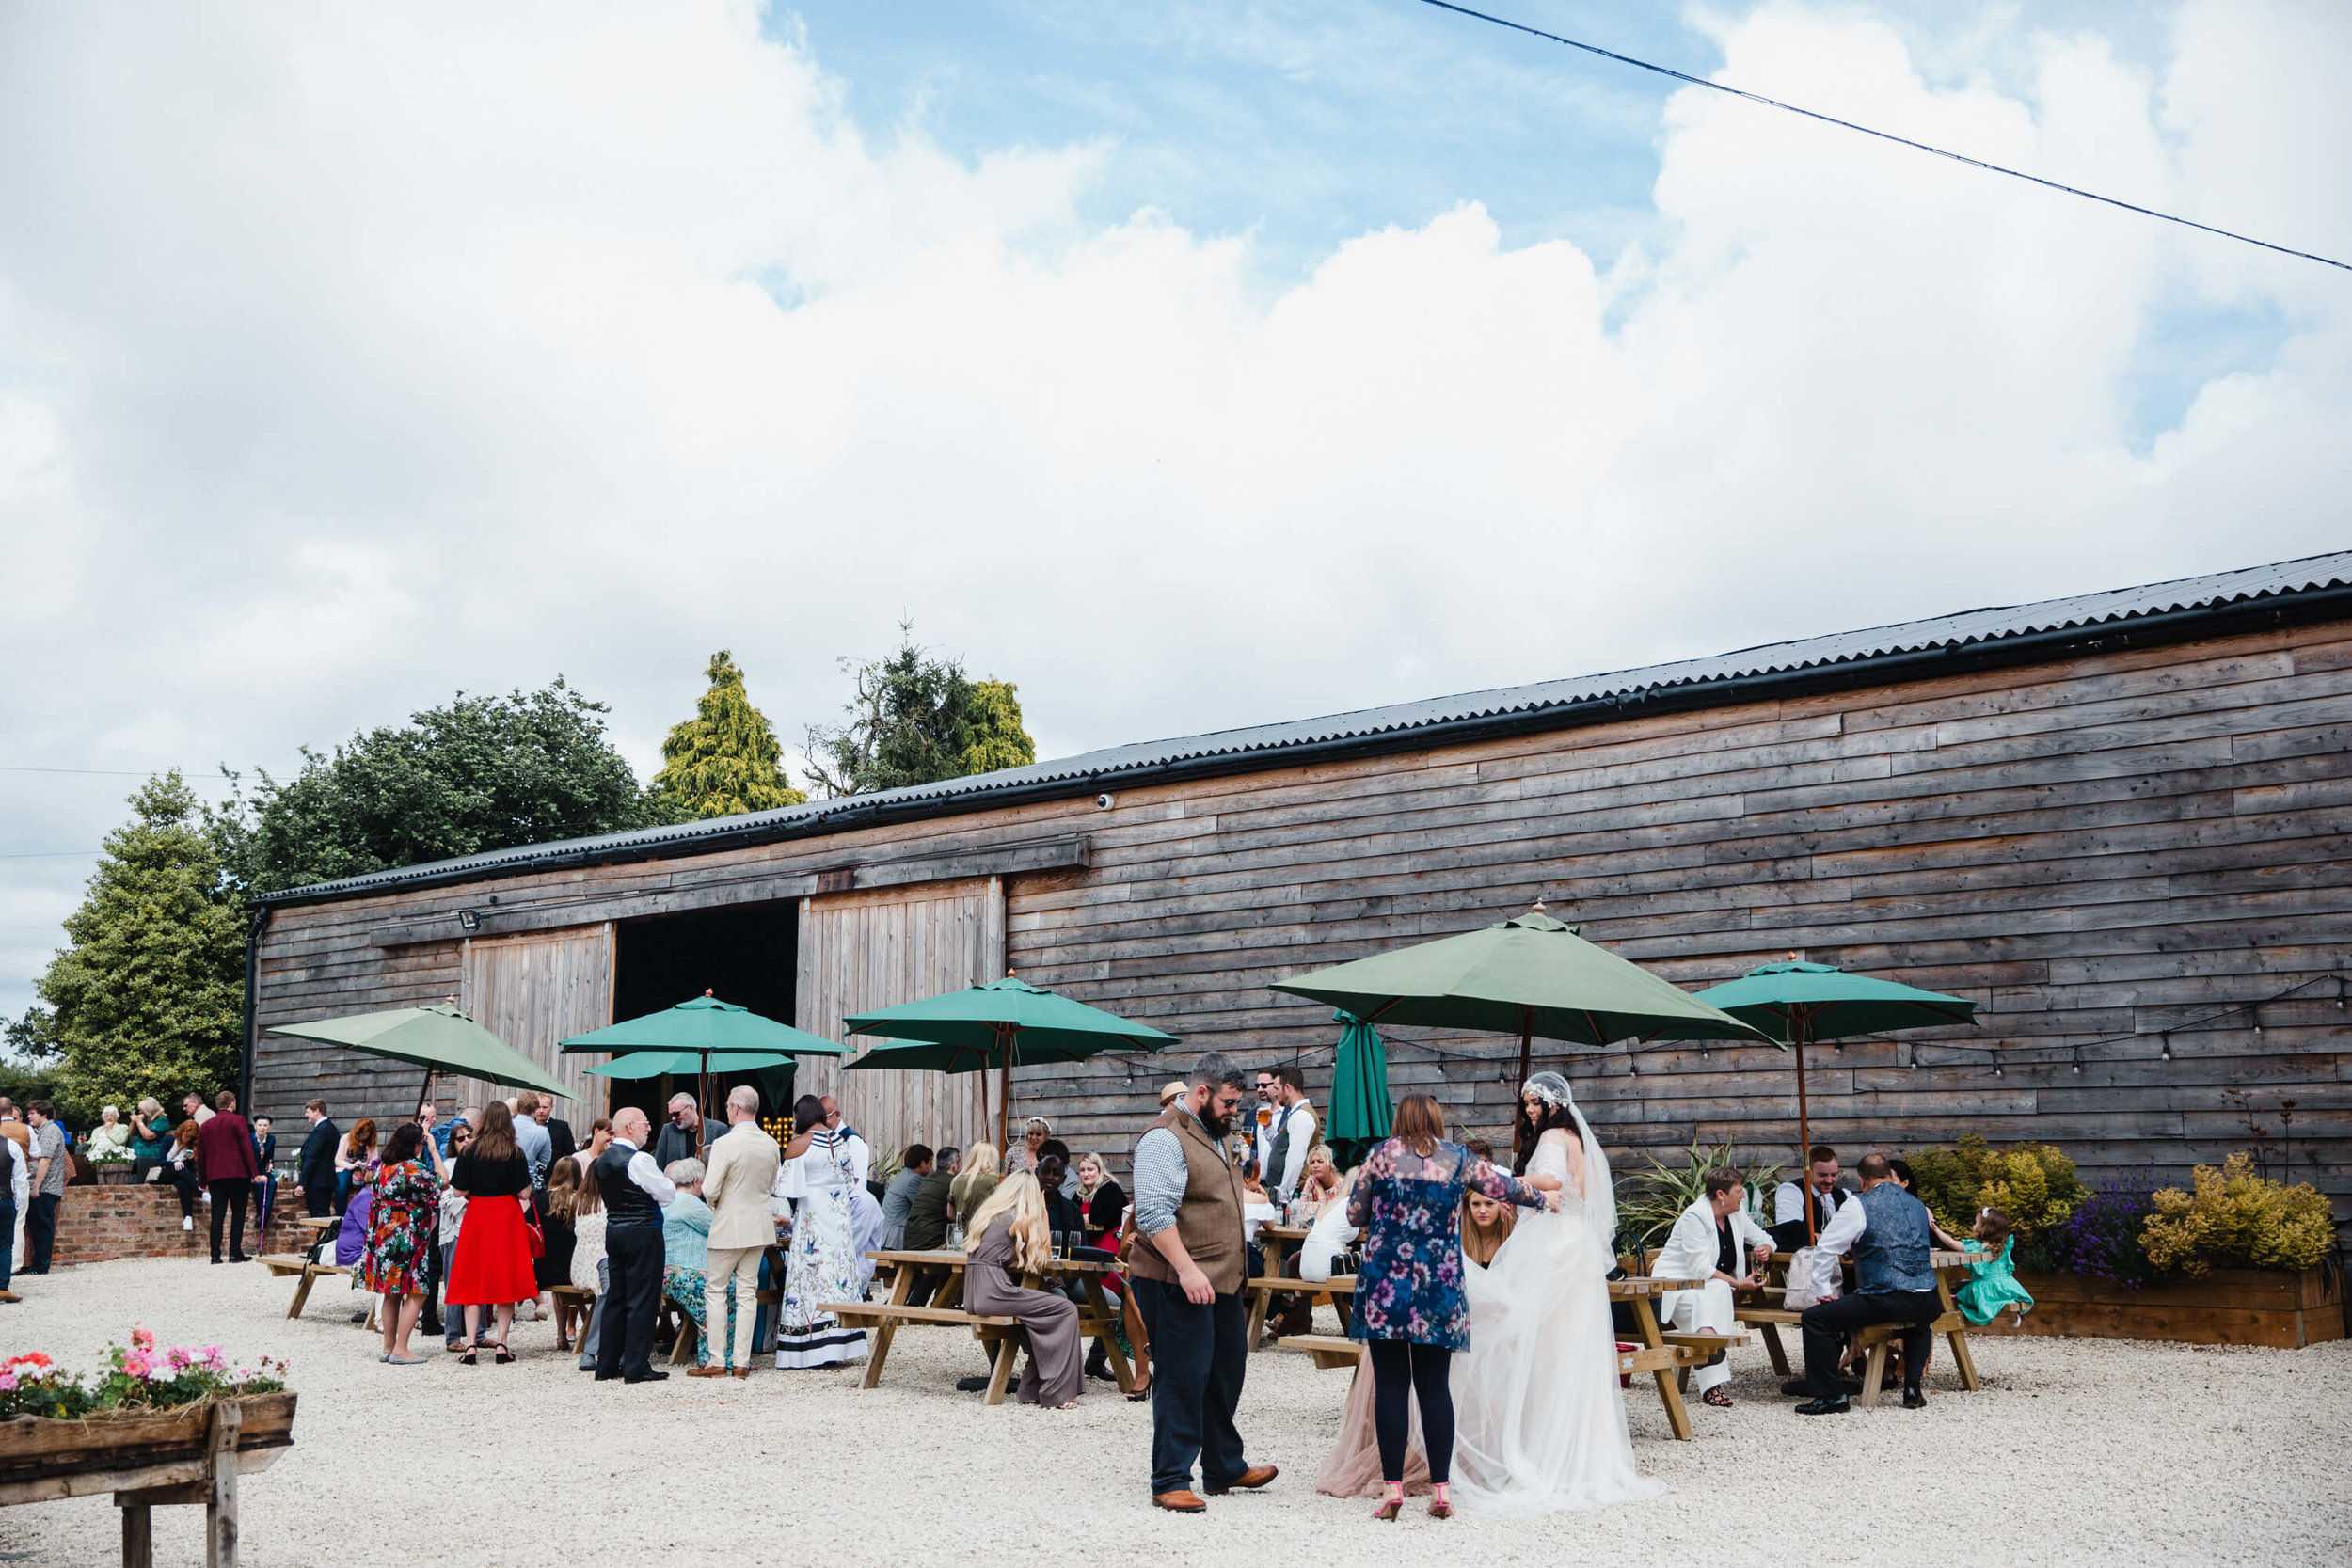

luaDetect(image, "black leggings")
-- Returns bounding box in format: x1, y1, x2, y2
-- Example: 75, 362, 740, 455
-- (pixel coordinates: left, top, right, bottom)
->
1367, 1338, 1454, 1485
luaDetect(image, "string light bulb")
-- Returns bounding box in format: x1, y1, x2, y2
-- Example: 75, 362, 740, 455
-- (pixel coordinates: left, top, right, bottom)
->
2160, 1034, 2172, 1062
2071, 1045, 2083, 1075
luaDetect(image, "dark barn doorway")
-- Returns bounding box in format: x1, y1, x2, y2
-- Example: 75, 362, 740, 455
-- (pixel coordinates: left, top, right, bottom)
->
606, 901, 799, 1126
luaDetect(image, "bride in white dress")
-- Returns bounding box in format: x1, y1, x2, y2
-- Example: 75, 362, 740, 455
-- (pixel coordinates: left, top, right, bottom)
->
1450, 1071, 1664, 1515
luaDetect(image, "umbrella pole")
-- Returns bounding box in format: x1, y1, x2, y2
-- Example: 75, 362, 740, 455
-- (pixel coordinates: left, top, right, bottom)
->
1513, 1009, 1533, 1156
996, 1024, 1011, 1156
1795, 1015, 1815, 1244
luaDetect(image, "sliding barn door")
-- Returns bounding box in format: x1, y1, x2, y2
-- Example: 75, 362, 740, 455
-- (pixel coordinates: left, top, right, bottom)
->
796, 878, 1004, 1167
460, 924, 614, 1117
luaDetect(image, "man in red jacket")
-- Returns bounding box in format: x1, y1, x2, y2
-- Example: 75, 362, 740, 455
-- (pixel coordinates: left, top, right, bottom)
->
195, 1091, 260, 1264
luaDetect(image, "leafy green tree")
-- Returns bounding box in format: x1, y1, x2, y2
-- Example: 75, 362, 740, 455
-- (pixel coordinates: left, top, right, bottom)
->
35, 773, 249, 1116
803, 625, 1038, 796
961, 678, 1038, 776
644, 651, 807, 821
218, 678, 654, 893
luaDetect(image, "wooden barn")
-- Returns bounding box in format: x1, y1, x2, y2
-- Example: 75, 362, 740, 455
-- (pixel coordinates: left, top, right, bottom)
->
243, 552, 2352, 1209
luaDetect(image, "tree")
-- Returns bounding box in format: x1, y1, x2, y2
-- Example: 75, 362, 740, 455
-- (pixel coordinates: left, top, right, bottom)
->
217, 678, 655, 893
643, 651, 806, 822
35, 773, 249, 1115
803, 625, 1038, 796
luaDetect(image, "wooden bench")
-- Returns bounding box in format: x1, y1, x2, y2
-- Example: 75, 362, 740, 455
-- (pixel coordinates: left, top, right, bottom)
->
1270, 1333, 1364, 1370
1244, 1273, 1357, 1350
1737, 1249, 1988, 1394
262, 1254, 353, 1321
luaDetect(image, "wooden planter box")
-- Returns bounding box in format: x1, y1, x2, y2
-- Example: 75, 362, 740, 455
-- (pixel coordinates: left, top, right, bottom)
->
93, 1164, 137, 1186
0, 1392, 297, 1496
1980, 1267, 2344, 1348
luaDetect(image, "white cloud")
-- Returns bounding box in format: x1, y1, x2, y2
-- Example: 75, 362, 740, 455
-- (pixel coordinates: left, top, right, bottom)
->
0, 0, 2346, 1012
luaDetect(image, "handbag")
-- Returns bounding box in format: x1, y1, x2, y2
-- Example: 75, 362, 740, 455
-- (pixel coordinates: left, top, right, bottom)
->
522, 1197, 547, 1260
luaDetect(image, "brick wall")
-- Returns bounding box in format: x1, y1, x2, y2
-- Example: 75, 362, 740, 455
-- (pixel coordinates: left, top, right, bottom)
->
45, 1181, 320, 1268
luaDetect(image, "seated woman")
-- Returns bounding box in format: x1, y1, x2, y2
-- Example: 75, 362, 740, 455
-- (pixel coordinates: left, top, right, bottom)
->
165, 1121, 203, 1231
960, 1171, 1084, 1408
87, 1106, 133, 1160
130, 1099, 171, 1176
1295, 1145, 1346, 1218
1073, 1152, 1126, 1252
662, 1157, 719, 1371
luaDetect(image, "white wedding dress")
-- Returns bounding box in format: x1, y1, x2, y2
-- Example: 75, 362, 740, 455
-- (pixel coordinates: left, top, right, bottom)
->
1450, 1128, 1664, 1515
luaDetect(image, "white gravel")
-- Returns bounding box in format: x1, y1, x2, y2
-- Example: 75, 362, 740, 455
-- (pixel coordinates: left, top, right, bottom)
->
3, 1256, 2347, 1566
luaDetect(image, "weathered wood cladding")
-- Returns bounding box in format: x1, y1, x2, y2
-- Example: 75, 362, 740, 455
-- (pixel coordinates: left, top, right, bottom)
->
249, 620, 2352, 1211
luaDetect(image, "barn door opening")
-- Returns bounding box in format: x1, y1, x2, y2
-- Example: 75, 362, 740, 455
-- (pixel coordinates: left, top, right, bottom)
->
610, 901, 800, 1126
796, 877, 1005, 1169
459, 924, 614, 1119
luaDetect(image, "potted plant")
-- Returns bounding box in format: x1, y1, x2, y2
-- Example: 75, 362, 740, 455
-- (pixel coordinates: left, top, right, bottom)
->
87, 1144, 137, 1185
0, 1328, 295, 1488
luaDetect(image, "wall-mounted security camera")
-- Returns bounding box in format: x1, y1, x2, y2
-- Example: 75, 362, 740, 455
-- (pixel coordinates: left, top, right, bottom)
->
1095, 793, 1116, 810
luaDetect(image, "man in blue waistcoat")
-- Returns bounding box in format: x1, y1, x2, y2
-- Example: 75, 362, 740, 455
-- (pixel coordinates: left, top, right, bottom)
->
1795, 1151, 1942, 1415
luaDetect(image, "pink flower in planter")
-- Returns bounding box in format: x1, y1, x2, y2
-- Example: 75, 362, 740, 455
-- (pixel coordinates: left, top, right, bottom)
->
132, 1325, 155, 1352
0, 1371, 17, 1392
123, 1349, 155, 1379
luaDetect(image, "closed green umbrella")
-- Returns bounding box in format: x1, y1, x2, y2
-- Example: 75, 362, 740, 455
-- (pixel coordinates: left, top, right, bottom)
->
843, 976, 1179, 1151
1650, 960, 1979, 1241
1324, 1010, 1392, 1163
268, 1003, 575, 1115
1271, 907, 1771, 1107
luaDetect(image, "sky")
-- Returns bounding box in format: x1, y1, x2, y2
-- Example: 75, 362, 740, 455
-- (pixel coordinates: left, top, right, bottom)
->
2, 0, 2348, 1024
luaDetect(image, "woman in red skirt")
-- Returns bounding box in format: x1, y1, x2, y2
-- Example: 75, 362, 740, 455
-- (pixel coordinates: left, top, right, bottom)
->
445, 1101, 537, 1364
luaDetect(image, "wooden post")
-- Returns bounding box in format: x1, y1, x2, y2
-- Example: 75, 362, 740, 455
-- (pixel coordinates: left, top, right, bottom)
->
120, 1497, 152, 1568
1794, 1022, 1815, 1245
205, 1400, 241, 1568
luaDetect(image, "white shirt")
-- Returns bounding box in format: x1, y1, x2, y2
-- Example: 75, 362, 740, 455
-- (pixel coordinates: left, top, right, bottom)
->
608, 1136, 677, 1209
1814, 1185, 1871, 1257
1265, 1100, 1314, 1201
1775, 1179, 1844, 1227
5, 1134, 26, 1211
1298, 1196, 1358, 1282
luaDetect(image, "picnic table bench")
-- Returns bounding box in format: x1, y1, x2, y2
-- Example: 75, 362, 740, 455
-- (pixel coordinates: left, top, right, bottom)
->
822, 1248, 1136, 1404
1243, 1272, 1356, 1350
1269, 1273, 1740, 1441
1734, 1249, 1989, 1402
262, 1253, 354, 1321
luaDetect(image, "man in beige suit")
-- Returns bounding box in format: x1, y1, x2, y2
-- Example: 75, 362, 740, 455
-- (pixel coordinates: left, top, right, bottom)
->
693, 1085, 781, 1379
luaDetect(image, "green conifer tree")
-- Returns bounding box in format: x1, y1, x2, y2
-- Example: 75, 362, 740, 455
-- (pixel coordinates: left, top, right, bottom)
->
36, 772, 249, 1113
960, 679, 1038, 775
645, 650, 806, 820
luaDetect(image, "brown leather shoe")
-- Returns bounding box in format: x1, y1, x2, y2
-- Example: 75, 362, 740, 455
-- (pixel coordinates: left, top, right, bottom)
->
730, 1367, 752, 1379
1204, 1465, 1277, 1495
0, 1291, 19, 1304
687, 1365, 731, 1378
1152, 1490, 1208, 1513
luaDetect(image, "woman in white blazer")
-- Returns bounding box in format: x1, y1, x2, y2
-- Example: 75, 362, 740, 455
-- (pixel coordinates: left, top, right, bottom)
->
1650, 1170, 1775, 1407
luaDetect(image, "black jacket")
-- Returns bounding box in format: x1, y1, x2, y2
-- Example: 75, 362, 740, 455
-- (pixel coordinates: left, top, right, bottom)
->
546, 1118, 577, 1164
297, 1119, 340, 1193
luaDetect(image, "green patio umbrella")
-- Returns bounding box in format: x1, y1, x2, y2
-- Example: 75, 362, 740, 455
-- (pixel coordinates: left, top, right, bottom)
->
843, 975, 1180, 1151
1650, 960, 1979, 1241
560, 993, 849, 1145
268, 1003, 575, 1114
1271, 907, 1772, 1101
586, 1050, 795, 1079
1324, 1010, 1392, 1162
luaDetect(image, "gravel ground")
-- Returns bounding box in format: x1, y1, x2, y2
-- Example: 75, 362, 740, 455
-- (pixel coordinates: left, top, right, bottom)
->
3, 1257, 2347, 1567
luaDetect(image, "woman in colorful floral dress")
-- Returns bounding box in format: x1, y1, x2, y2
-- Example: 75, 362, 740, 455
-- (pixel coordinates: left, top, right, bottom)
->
1343, 1094, 1549, 1520
771, 1094, 867, 1369
359, 1122, 441, 1365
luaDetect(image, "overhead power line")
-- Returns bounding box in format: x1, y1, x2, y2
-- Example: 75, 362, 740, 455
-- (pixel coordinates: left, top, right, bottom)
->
1415, 0, 2351, 274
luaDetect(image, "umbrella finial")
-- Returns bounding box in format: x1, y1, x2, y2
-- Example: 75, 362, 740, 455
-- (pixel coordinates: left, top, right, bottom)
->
1531, 897, 1546, 914
1786, 951, 1799, 963
704, 989, 713, 997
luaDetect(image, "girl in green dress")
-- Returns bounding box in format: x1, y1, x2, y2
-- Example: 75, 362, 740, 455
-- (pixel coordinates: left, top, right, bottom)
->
1956, 1208, 2034, 1328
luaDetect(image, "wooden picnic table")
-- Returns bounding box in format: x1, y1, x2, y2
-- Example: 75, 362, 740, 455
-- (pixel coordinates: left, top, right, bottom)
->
1733, 1249, 1990, 1403
1268, 1273, 1741, 1442
822, 1248, 1136, 1404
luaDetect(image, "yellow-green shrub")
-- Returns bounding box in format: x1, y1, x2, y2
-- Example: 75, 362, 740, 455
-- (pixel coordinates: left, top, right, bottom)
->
2140, 1152, 2334, 1275
1978, 1143, 2083, 1245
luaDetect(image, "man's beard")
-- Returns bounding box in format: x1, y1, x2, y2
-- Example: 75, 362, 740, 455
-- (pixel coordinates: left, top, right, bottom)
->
1199, 1106, 1232, 1138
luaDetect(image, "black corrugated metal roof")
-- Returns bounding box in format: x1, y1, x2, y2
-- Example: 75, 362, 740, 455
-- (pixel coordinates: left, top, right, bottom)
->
257, 549, 2352, 906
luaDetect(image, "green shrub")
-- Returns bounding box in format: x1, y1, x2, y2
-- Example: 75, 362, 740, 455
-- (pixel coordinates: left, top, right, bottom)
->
2141, 1152, 2335, 1275
1617, 1132, 1781, 1249
1897, 1133, 2082, 1246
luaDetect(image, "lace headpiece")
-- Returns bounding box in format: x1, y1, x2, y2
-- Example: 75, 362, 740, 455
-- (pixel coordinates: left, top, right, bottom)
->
1520, 1071, 1573, 1108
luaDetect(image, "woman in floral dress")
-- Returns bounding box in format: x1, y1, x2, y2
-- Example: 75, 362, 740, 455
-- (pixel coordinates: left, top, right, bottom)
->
771, 1094, 867, 1369
359, 1122, 441, 1365
1341, 1094, 1549, 1520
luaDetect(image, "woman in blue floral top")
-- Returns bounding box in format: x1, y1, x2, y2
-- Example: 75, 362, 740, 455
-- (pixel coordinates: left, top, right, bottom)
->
1346, 1094, 1550, 1520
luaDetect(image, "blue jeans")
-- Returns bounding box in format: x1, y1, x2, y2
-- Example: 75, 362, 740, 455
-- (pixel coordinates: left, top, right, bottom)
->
25, 1193, 59, 1275
1131, 1277, 1249, 1496
0, 1202, 15, 1290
